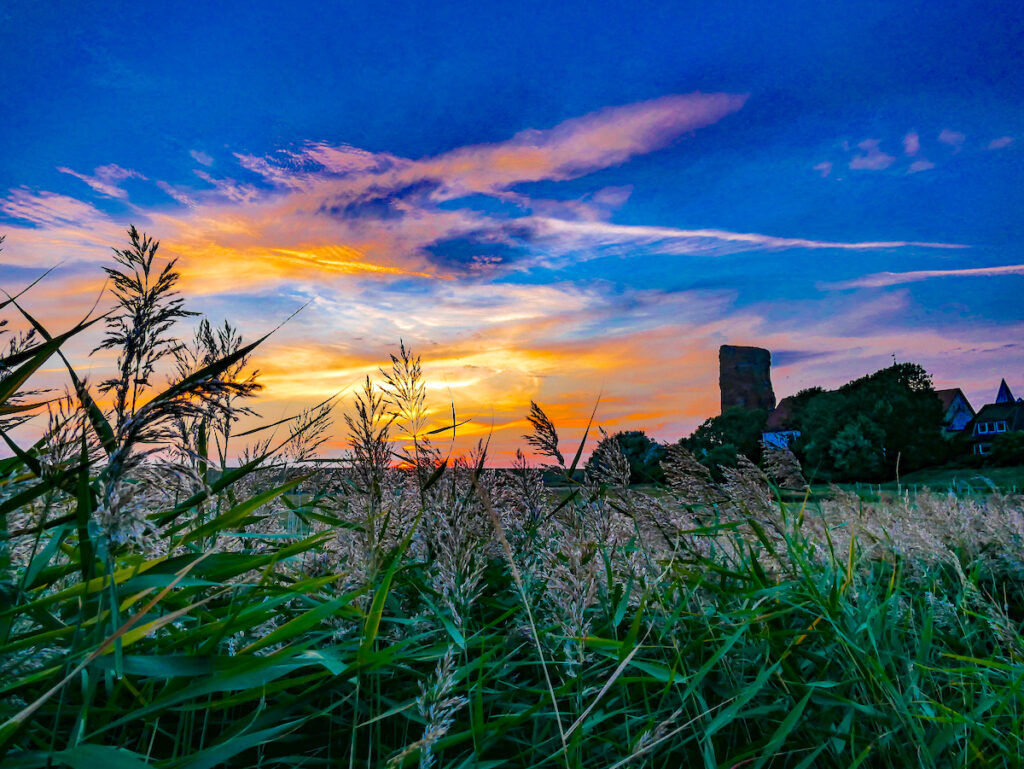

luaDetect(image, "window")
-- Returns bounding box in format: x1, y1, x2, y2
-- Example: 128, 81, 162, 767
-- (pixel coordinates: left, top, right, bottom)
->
974, 443, 991, 455
977, 423, 990, 434
996, 421, 1008, 432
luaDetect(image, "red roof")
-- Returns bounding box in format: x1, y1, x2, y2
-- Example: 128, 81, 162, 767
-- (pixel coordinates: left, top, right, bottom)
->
764, 395, 797, 431
935, 388, 965, 412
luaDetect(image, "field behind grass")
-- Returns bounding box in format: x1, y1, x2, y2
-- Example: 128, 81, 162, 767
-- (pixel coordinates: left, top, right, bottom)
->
804, 465, 1024, 503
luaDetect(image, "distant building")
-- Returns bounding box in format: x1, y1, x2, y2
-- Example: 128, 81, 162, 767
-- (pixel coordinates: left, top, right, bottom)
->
967, 379, 1024, 455
969, 401, 1024, 455
719, 345, 775, 414
935, 388, 975, 435
762, 395, 800, 449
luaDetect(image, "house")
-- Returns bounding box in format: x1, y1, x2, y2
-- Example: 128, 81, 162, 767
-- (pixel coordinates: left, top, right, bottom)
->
762, 395, 800, 449
969, 402, 1024, 455
935, 388, 975, 435
968, 381, 1024, 455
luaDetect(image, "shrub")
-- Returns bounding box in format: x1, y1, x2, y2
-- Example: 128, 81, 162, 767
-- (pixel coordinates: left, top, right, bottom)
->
989, 431, 1024, 466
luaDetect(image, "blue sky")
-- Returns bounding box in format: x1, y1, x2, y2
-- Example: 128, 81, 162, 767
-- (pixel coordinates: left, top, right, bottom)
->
1, 0, 1021, 453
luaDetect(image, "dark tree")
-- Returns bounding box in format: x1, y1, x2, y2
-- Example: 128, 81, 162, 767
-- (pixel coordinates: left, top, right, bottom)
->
681, 407, 768, 478
790, 362, 943, 481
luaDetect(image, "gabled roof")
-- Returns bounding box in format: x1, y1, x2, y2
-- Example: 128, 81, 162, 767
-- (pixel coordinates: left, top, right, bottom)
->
935, 387, 973, 414
996, 378, 1015, 404
764, 395, 797, 432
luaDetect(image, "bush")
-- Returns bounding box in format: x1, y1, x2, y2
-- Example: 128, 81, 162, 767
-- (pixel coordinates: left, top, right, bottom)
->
681, 406, 767, 477
989, 431, 1024, 466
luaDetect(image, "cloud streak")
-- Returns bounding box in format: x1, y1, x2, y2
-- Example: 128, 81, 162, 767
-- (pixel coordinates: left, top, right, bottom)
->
823, 263, 1024, 289
57, 164, 146, 198
526, 218, 965, 262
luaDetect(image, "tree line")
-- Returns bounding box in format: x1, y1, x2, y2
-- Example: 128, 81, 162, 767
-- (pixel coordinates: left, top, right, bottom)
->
588, 361, 1024, 485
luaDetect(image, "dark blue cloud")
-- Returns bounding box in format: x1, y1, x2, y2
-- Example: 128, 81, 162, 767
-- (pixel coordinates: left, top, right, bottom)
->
424, 231, 531, 271
318, 179, 441, 221
772, 350, 831, 367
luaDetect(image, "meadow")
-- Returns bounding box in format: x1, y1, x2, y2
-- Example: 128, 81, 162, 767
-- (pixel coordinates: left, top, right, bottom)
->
2, 230, 1024, 768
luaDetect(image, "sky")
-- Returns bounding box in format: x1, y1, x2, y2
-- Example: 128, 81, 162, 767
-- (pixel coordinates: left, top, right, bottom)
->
1, 0, 1022, 459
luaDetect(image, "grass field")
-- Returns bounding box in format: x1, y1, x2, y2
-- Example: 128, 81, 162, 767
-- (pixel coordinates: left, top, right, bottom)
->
803, 465, 1024, 503
2, 239, 1024, 767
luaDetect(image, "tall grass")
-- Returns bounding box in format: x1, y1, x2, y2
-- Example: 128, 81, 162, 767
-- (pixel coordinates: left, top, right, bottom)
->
1, 229, 1023, 768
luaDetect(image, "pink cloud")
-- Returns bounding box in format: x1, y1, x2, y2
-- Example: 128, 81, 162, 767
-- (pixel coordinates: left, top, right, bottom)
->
234, 152, 313, 190
907, 159, 935, 174
407, 92, 749, 196
300, 142, 396, 175
903, 132, 920, 156
192, 169, 261, 204
988, 136, 1014, 150
56, 163, 146, 199
813, 161, 832, 177
190, 150, 214, 166
156, 180, 196, 207
822, 263, 1024, 289
938, 129, 965, 149
2, 188, 113, 230
849, 139, 895, 170
232, 93, 748, 206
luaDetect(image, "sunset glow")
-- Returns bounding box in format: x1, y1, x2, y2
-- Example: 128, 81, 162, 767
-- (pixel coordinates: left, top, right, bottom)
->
2, 2, 1021, 461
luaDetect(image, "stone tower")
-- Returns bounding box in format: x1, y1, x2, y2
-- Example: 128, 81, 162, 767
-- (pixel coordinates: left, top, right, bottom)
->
719, 345, 776, 414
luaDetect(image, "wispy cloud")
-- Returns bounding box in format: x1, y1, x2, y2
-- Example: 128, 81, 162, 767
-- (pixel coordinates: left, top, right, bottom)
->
156, 180, 196, 207
8, 91, 867, 299
56, 164, 146, 199
192, 169, 260, 204
938, 128, 966, 149
1, 188, 119, 234
908, 159, 935, 174
823, 263, 1024, 289
190, 149, 214, 166
903, 131, 920, 156
408, 92, 749, 196
988, 136, 1014, 150
526, 218, 964, 262
813, 161, 832, 177
849, 139, 896, 170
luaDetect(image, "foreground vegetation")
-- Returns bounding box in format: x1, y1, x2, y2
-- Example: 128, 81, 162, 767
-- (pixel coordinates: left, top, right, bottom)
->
2, 230, 1024, 768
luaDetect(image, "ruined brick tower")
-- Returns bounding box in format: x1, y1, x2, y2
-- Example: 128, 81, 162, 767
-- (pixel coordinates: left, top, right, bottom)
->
719, 345, 776, 414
